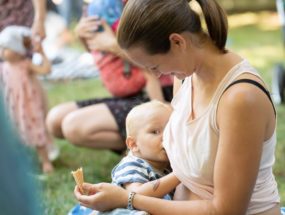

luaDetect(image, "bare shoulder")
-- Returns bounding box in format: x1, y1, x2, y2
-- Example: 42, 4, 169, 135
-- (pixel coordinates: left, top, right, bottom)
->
217, 73, 275, 140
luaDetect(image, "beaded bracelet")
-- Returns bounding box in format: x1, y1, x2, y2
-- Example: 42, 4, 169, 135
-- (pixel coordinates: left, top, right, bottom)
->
127, 191, 136, 210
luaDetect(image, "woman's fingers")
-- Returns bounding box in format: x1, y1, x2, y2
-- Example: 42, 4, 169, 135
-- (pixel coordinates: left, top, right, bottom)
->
76, 17, 103, 39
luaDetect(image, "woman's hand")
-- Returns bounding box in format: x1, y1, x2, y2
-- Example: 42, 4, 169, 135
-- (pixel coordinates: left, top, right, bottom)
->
85, 20, 117, 52
75, 16, 103, 40
74, 182, 129, 212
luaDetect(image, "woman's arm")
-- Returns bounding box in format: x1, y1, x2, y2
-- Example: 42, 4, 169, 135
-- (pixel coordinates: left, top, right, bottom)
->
83, 20, 128, 59
124, 173, 180, 198
143, 72, 165, 102
31, 0, 46, 51
31, 0, 46, 38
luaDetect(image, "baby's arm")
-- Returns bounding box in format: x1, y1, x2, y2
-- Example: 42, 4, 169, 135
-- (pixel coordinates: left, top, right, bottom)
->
124, 173, 180, 198
29, 45, 51, 75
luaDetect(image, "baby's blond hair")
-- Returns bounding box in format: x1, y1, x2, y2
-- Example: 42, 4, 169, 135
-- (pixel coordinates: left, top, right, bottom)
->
126, 100, 172, 137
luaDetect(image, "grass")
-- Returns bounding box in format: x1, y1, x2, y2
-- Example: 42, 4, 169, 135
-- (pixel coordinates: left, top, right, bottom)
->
40, 11, 285, 214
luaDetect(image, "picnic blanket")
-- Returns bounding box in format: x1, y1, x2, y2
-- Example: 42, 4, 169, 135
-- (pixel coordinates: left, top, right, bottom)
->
68, 204, 149, 215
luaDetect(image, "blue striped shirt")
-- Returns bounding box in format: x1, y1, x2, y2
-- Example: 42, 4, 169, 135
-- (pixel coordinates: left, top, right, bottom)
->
111, 153, 172, 200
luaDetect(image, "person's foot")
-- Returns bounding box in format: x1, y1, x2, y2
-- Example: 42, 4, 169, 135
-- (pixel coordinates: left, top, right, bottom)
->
42, 162, 54, 174
47, 144, 60, 161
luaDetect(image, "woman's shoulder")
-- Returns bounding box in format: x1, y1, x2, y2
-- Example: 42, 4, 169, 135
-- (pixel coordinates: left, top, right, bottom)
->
218, 73, 274, 127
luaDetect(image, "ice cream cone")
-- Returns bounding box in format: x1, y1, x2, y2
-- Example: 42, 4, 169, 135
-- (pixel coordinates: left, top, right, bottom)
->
71, 167, 84, 193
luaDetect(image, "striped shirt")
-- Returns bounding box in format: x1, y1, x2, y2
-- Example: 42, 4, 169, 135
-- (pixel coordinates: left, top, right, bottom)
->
111, 153, 172, 200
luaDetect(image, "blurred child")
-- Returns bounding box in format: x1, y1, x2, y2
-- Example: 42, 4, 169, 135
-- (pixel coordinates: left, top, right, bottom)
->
70, 101, 180, 215
0, 25, 55, 173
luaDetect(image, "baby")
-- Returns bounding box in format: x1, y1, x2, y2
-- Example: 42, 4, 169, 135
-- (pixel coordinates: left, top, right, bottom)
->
111, 100, 179, 200
0, 25, 56, 173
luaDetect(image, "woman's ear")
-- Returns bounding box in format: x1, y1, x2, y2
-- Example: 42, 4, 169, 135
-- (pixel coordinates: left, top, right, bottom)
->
169, 33, 187, 51
126, 136, 139, 152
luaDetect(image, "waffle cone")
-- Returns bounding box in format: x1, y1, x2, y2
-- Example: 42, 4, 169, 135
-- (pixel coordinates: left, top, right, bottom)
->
71, 167, 84, 193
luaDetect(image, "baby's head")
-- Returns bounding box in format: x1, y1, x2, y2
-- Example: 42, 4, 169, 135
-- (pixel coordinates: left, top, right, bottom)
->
125, 100, 172, 168
0, 25, 32, 62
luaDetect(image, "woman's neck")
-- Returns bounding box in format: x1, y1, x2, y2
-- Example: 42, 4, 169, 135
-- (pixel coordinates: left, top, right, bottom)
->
193, 48, 243, 90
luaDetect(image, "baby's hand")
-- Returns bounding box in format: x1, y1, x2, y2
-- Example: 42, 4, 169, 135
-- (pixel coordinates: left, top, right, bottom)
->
83, 183, 99, 195
34, 43, 44, 54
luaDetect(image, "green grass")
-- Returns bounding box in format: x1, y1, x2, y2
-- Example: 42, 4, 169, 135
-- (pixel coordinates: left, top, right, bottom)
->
41, 79, 122, 214
41, 12, 285, 214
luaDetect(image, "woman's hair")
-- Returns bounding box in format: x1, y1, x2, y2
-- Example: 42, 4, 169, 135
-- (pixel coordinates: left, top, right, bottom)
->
117, 0, 228, 54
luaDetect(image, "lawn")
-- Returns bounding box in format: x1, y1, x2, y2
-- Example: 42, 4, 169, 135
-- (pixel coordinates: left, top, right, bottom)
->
41, 11, 285, 214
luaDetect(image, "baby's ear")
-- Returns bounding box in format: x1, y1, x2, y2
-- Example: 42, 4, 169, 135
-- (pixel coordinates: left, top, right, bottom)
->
126, 136, 138, 152
23, 36, 32, 50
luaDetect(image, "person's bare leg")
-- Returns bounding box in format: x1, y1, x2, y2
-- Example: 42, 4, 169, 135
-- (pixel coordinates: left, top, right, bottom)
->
36, 146, 54, 174
46, 102, 78, 138
61, 103, 125, 151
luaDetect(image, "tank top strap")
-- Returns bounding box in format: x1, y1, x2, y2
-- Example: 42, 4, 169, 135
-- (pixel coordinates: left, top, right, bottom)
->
223, 79, 276, 116
211, 59, 260, 105
210, 59, 262, 132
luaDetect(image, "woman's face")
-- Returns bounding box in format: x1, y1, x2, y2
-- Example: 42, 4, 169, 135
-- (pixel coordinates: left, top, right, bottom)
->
125, 35, 195, 80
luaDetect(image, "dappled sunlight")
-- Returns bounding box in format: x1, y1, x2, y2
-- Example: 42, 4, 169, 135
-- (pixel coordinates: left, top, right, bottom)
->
236, 45, 283, 73
229, 12, 280, 31
240, 45, 283, 63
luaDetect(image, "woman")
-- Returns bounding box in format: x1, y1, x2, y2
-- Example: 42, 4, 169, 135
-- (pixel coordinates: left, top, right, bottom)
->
46, 0, 173, 152
74, 0, 281, 214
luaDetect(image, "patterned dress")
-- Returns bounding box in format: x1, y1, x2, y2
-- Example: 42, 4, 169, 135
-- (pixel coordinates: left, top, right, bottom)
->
0, 0, 34, 31
0, 59, 51, 147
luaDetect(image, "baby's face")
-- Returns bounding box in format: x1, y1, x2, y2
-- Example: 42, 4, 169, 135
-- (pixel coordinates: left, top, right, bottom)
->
134, 106, 172, 166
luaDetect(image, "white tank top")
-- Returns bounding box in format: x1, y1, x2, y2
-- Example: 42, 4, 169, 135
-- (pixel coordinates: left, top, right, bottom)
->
163, 60, 280, 214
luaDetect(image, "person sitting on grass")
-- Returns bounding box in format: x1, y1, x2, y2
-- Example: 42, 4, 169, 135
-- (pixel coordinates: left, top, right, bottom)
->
70, 100, 180, 215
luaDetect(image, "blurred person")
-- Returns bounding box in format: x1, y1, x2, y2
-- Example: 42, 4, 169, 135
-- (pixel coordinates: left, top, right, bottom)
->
56, 0, 83, 28
51, 0, 83, 47
0, 25, 55, 173
46, 0, 173, 154
0, 94, 41, 215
